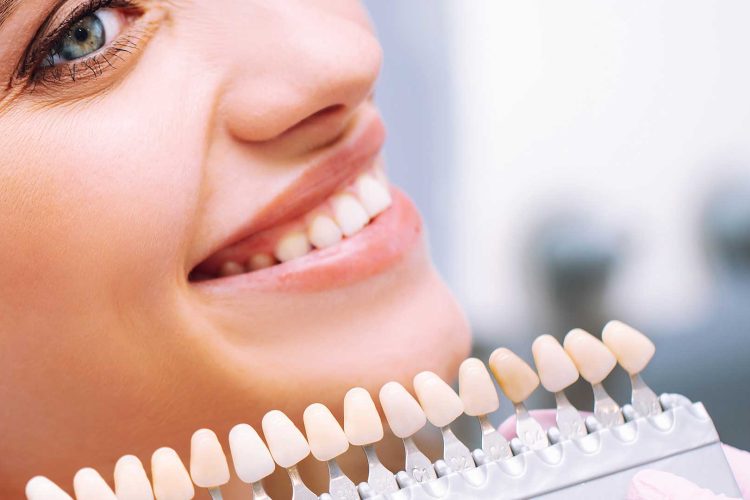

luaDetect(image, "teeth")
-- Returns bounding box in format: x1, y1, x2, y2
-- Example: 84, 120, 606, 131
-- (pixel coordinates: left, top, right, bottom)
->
274, 231, 312, 263
248, 253, 275, 271
602, 320, 655, 376
343, 387, 384, 446
228, 424, 276, 484
303, 403, 350, 462
261, 410, 311, 468
114, 456, 154, 500
532, 335, 580, 393
190, 429, 231, 489
220, 261, 245, 277
73, 468, 117, 500
26, 477, 73, 500
378, 381, 427, 439
563, 329, 617, 384
458, 358, 500, 417
331, 193, 370, 237
413, 371, 464, 428
151, 447, 195, 500
356, 174, 392, 217
308, 215, 343, 249
489, 348, 540, 404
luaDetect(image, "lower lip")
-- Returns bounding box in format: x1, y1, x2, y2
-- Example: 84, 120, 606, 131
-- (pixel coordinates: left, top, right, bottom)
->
193, 188, 423, 293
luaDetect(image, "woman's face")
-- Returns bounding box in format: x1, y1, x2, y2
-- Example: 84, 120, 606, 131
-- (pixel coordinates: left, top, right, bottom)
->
0, 0, 469, 494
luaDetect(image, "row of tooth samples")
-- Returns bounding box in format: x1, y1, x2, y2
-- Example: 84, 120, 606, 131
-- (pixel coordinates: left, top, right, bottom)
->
26, 321, 659, 500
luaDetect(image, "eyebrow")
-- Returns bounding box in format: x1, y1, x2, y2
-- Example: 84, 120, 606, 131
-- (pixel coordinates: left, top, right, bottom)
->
0, 0, 21, 29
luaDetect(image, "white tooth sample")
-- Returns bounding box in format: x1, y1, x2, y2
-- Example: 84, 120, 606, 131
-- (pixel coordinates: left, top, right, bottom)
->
356, 174, 392, 217
303, 403, 350, 461
602, 320, 656, 375
73, 468, 117, 500
114, 455, 154, 500
228, 423, 276, 484
261, 410, 311, 468
344, 387, 384, 446
151, 448, 195, 500
489, 348, 540, 403
458, 358, 500, 417
190, 429, 230, 488
219, 261, 245, 277
248, 253, 275, 271
331, 193, 370, 237
563, 329, 617, 384
307, 215, 343, 249
25, 477, 73, 500
379, 382, 427, 438
413, 371, 464, 428
532, 335, 580, 393
274, 231, 312, 263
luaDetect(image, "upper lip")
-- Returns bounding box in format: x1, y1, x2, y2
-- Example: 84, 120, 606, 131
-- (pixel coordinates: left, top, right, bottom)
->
189, 107, 386, 274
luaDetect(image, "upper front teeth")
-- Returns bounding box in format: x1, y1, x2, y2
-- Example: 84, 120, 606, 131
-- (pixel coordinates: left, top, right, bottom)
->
356, 174, 392, 217
308, 215, 343, 249
332, 194, 370, 237
274, 231, 312, 263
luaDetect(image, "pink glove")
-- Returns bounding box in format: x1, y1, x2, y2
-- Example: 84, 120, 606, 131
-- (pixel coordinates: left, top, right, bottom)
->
498, 409, 750, 499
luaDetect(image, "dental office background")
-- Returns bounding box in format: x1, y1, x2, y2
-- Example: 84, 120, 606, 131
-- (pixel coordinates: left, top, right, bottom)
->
364, 0, 750, 448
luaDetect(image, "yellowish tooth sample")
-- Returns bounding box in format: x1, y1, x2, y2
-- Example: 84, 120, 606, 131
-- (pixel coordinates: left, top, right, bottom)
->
332, 193, 369, 236
73, 468, 117, 500
25, 477, 73, 500
189, 429, 230, 489
248, 253, 275, 271
274, 231, 312, 262
413, 371, 464, 428
151, 448, 195, 500
228, 424, 276, 484
458, 358, 500, 417
308, 215, 343, 249
303, 403, 350, 462
489, 348, 540, 403
343, 387, 384, 446
532, 335, 580, 393
356, 174, 392, 217
114, 455, 154, 500
602, 320, 656, 375
261, 410, 311, 468
219, 261, 245, 277
379, 381, 427, 438
563, 329, 617, 384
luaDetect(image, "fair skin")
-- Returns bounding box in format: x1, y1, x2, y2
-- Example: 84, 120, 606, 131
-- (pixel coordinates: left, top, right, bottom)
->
0, 0, 470, 497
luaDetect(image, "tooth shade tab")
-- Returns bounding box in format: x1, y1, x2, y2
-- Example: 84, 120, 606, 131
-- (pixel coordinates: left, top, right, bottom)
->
413, 371, 464, 428
602, 320, 656, 375
73, 468, 117, 500
151, 448, 195, 500
228, 424, 276, 484
114, 455, 154, 500
308, 215, 343, 249
489, 348, 540, 403
344, 387, 384, 446
356, 174, 392, 217
261, 410, 311, 468
532, 335, 580, 393
248, 253, 275, 271
458, 358, 500, 416
274, 231, 311, 262
189, 429, 230, 488
332, 193, 369, 237
25, 477, 74, 500
303, 403, 350, 461
564, 329, 617, 384
379, 381, 427, 438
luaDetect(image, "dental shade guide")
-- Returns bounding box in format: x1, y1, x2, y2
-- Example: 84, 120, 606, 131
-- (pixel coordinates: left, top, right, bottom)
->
228, 423, 275, 499
262, 410, 318, 500
190, 429, 231, 500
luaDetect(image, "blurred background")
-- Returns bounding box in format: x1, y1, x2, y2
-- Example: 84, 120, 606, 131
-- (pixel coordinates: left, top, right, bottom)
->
364, 0, 750, 448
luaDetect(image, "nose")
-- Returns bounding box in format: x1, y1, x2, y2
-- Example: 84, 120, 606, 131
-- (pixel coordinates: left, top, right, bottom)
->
216, 3, 382, 144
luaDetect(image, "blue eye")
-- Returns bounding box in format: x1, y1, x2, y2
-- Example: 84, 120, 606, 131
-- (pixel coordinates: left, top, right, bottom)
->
45, 9, 124, 67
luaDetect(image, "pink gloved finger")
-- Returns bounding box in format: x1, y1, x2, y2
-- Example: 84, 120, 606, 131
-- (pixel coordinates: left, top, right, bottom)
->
723, 444, 750, 499
627, 469, 739, 500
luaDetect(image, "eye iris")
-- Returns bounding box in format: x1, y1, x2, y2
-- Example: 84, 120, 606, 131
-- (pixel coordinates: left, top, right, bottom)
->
56, 15, 106, 61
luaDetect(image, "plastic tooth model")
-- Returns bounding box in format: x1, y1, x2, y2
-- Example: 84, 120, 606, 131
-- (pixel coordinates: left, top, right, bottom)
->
114, 455, 155, 500
150, 447, 195, 500
303, 403, 359, 500
489, 347, 549, 450
190, 429, 231, 500
25, 477, 73, 500
73, 468, 117, 500
458, 358, 512, 461
379, 381, 437, 483
532, 335, 587, 441
262, 410, 318, 500
602, 320, 662, 418
228, 423, 276, 499
564, 328, 625, 428
344, 387, 399, 495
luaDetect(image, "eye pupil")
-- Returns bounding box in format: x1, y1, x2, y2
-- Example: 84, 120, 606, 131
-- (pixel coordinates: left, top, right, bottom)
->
74, 27, 90, 43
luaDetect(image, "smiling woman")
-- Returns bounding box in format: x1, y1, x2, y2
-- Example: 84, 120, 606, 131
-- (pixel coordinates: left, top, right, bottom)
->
0, 0, 469, 497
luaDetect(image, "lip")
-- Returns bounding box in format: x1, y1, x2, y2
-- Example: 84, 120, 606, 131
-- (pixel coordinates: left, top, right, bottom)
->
192, 187, 423, 293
